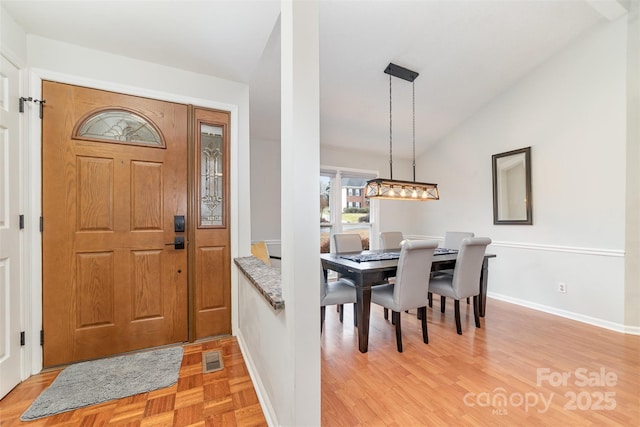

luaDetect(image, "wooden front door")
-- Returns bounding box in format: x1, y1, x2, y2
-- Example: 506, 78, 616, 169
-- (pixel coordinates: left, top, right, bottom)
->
42, 81, 188, 367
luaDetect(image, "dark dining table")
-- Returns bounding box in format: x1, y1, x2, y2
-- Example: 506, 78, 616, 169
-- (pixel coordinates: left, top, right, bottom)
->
320, 248, 496, 353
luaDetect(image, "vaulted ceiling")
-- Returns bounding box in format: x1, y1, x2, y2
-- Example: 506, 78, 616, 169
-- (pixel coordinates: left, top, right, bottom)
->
3, 0, 627, 158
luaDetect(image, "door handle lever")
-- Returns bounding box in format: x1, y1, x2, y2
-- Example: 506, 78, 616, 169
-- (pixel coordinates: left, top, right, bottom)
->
165, 236, 185, 250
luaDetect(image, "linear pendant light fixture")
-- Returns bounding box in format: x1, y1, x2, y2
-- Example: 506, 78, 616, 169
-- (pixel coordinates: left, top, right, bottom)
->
365, 63, 439, 201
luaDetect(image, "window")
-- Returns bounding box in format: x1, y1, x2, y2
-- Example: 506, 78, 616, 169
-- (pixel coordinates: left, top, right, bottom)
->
199, 124, 225, 227
75, 109, 165, 147
320, 167, 377, 253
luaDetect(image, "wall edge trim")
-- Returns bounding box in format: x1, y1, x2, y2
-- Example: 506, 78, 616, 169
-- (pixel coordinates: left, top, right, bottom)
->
487, 293, 636, 334
236, 331, 278, 427
410, 235, 624, 257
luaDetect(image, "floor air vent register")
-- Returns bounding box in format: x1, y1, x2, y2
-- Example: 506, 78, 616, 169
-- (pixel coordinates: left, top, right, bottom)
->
202, 350, 224, 373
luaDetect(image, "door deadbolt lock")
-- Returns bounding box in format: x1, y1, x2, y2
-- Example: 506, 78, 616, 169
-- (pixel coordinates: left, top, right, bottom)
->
174, 215, 185, 232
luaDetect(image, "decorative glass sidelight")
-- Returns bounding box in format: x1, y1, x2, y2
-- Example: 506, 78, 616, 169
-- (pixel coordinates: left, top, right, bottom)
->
75, 109, 164, 147
199, 124, 224, 227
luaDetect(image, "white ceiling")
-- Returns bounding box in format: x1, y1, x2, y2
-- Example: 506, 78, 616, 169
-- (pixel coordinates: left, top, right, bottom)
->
3, 0, 626, 158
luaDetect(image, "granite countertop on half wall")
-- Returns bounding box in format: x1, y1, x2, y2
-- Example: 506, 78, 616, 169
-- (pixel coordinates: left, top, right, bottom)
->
234, 256, 284, 310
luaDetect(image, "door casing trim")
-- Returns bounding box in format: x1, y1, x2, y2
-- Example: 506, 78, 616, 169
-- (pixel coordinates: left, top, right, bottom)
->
25, 68, 241, 375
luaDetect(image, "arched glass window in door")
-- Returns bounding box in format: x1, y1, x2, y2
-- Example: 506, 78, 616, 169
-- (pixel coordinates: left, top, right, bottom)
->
74, 109, 165, 147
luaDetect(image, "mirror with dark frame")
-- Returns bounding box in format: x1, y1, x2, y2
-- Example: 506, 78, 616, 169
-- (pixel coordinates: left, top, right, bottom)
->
492, 147, 532, 225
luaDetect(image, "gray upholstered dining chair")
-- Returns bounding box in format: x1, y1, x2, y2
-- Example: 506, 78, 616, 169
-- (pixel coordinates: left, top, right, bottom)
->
430, 231, 475, 310
370, 239, 438, 352
379, 231, 404, 250
428, 237, 491, 335
320, 266, 357, 332
333, 233, 363, 253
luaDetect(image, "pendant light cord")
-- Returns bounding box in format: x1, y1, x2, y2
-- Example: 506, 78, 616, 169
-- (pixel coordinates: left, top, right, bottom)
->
412, 81, 416, 182
389, 74, 393, 180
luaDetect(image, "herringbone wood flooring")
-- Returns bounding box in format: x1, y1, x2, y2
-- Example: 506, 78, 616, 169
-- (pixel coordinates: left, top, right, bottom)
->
0, 337, 267, 426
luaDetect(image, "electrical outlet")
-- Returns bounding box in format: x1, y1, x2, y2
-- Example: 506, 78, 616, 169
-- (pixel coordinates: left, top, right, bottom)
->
558, 282, 567, 293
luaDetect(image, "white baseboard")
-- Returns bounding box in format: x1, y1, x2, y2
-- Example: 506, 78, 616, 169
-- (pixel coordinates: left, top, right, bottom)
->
625, 324, 640, 335
235, 332, 278, 427
488, 293, 639, 335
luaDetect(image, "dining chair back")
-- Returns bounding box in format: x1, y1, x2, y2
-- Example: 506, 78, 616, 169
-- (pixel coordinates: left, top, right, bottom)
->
370, 239, 438, 351
392, 240, 438, 311
333, 233, 363, 253
429, 237, 491, 334
430, 231, 475, 309
450, 237, 492, 299
250, 241, 271, 266
443, 231, 475, 250
379, 231, 404, 250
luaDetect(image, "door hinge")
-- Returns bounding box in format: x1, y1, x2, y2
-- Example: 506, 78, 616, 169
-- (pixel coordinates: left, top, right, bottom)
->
40, 330, 44, 346
20, 331, 25, 346
19, 214, 24, 230
40, 217, 43, 232
19, 97, 46, 119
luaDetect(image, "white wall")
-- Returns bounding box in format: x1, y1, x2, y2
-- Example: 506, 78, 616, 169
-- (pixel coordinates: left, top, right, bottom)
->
415, 18, 630, 328
26, 36, 250, 111
251, 138, 282, 242
238, 3, 321, 425
624, 0, 640, 328
0, 5, 27, 66
236, 274, 288, 425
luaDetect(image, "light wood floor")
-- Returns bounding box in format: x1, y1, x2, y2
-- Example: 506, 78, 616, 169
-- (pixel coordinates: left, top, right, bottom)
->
2, 300, 639, 426
321, 298, 640, 426
0, 337, 267, 426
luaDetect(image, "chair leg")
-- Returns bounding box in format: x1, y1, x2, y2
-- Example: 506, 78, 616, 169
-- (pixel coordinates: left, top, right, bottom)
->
384, 308, 389, 320
473, 295, 480, 328
392, 311, 403, 352
454, 300, 462, 335
353, 303, 358, 327
320, 306, 326, 332
339, 304, 344, 323
428, 292, 433, 308
440, 296, 446, 313
419, 306, 428, 344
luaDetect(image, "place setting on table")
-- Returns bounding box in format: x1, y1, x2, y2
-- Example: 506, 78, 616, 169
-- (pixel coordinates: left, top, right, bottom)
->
337, 247, 459, 263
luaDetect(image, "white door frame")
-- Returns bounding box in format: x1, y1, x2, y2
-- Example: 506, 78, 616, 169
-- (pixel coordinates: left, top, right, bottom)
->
24, 68, 241, 374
